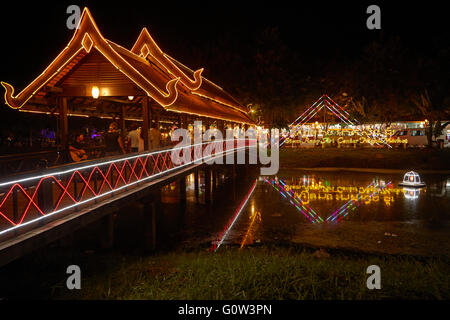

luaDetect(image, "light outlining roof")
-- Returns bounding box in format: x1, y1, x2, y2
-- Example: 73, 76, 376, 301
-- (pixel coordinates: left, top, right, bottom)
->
1, 7, 254, 124
1, 7, 179, 109
131, 27, 204, 91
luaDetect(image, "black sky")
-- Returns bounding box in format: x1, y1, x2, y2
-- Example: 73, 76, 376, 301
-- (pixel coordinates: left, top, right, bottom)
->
0, 1, 448, 89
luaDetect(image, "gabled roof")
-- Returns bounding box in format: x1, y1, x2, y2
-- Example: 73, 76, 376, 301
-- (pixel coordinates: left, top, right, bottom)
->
2, 7, 254, 124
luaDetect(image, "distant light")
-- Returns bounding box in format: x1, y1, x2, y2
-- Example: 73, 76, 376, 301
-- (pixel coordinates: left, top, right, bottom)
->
128, 96, 134, 101
92, 86, 100, 99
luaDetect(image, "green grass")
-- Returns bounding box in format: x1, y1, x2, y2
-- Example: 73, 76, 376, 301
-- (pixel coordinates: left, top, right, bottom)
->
279, 148, 450, 170
55, 246, 449, 300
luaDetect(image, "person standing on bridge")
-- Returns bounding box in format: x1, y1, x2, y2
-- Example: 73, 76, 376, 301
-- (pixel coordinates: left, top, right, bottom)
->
149, 122, 161, 150
127, 123, 140, 153
104, 122, 126, 156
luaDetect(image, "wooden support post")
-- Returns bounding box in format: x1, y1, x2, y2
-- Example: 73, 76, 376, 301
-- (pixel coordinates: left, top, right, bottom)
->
100, 214, 114, 249
38, 179, 54, 215
204, 118, 210, 132
194, 169, 199, 202
205, 168, 211, 204
218, 120, 224, 133
142, 202, 157, 251
155, 110, 160, 129
179, 176, 187, 202
120, 105, 126, 142
212, 166, 217, 190
59, 97, 68, 151
142, 96, 149, 151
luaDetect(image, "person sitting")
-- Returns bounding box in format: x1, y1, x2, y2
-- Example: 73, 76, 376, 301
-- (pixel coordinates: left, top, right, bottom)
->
69, 133, 88, 162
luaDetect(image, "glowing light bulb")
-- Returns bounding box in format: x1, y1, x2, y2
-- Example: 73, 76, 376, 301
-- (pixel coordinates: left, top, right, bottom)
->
92, 86, 100, 99
128, 96, 134, 101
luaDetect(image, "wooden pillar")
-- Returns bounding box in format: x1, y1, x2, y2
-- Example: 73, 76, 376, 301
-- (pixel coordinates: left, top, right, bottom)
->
183, 114, 188, 129
194, 169, 199, 202
142, 202, 157, 251
38, 179, 54, 214
178, 114, 188, 129
232, 168, 237, 201
142, 96, 149, 150
141, 189, 161, 251
205, 167, 211, 204
59, 97, 68, 151
218, 120, 225, 136
204, 118, 210, 132
155, 110, 160, 129
100, 214, 114, 249
120, 105, 126, 141
179, 176, 187, 202
212, 166, 217, 190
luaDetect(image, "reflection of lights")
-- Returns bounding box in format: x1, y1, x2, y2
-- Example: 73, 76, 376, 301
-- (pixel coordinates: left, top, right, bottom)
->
328, 181, 392, 223
265, 178, 322, 223
212, 180, 257, 252
240, 210, 261, 249
268, 177, 393, 224
403, 187, 420, 200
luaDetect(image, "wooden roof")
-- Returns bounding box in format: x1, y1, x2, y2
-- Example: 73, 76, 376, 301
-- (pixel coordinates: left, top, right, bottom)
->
1, 8, 254, 124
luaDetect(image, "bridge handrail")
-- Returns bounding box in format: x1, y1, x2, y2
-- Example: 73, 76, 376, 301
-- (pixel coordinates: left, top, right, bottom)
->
0, 138, 256, 240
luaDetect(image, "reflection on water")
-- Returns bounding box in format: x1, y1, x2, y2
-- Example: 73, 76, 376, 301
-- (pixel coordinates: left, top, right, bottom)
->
208, 171, 450, 249
403, 187, 421, 200
240, 209, 261, 249
211, 179, 257, 252
264, 177, 394, 223
67, 169, 449, 256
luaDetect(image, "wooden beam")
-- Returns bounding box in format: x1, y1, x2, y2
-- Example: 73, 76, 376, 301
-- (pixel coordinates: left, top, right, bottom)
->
142, 96, 149, 150
59, 97, 69, 150
120, 105, 126, 142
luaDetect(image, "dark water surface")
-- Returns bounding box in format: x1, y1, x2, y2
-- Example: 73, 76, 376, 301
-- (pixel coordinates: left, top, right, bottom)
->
193, 170, 450, 252
108, 168, 450, 255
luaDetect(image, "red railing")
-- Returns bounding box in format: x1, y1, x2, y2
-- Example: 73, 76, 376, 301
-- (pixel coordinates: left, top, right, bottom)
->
0, 139, 255, 239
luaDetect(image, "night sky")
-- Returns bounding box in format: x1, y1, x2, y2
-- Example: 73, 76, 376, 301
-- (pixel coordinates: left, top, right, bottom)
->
1, 1, 448, 87
0, 1, 449, 131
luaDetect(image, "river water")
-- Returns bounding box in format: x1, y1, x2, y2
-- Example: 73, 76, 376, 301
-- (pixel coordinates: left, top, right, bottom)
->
119, 168, 450, 257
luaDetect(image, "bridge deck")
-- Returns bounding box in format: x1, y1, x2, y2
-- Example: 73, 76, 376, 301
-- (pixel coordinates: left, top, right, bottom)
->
0, 139, 255, 266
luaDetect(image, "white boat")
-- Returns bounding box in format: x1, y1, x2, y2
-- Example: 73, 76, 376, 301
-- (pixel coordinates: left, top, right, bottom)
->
398, 171, 426, 188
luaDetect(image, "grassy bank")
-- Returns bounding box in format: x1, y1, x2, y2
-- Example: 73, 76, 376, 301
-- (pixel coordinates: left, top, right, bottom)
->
49, 246, 449, 300
279, 148, 450, 170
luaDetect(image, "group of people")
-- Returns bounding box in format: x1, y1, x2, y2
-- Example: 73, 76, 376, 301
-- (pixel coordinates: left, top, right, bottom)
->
126, 123, 161, 153
69, 122, 161, 162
